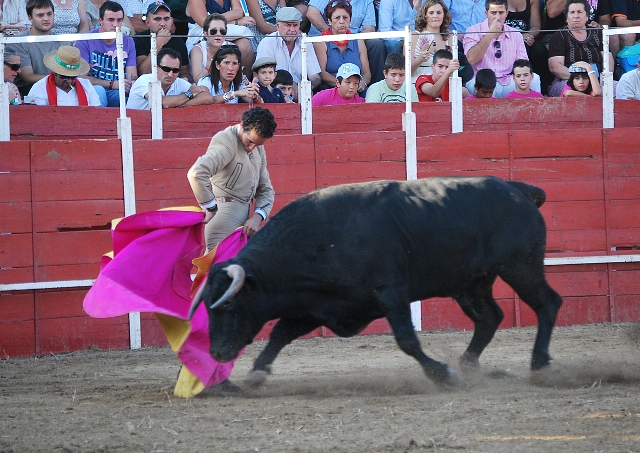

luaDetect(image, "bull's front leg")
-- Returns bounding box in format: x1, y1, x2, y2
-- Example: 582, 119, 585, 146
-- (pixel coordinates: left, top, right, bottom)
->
383, 301, 459, 388
246, 316, 321, 387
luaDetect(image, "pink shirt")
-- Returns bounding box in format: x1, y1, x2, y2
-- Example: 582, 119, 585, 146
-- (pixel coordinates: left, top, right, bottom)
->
463, 20, 528, 86
312, 87, 365, 107
505, 90, 544, 98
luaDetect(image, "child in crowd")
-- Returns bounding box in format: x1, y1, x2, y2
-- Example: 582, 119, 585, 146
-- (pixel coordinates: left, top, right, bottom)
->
561, 62, 601, 97
415, 49, 469, 102
506, 60, 544, 98
252, 57, 286, 104
312, 63, 366, 107
273, 69, 295, 103
466, 69, 497, 99
365, 53, 418, 103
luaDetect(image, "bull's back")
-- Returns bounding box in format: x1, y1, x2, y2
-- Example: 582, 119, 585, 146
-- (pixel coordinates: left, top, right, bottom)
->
241, 177, 547, 297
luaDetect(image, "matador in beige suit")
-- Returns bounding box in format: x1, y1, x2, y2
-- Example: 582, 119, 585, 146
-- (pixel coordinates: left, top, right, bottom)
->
187, 107, 278, 251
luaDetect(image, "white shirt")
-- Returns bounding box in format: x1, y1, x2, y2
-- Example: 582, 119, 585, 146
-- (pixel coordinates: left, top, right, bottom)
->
28, 76, 102, 106
126, 73, 192, 110
196, 76, 246, 103
255, 32, 321, 84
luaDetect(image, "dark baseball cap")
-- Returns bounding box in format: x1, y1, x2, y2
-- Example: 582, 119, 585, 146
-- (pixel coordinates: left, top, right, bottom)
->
146, 0, 171, 15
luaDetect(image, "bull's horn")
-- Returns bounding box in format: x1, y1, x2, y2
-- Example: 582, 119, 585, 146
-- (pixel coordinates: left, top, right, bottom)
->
187, 282, 207, 320
209, 264, 246, 310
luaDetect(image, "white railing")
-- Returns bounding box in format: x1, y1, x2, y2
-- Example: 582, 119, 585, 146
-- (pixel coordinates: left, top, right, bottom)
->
1, 28, 639, 343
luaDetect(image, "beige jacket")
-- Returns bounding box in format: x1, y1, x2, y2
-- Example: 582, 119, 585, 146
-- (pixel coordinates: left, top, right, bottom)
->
187, 125, 274, 219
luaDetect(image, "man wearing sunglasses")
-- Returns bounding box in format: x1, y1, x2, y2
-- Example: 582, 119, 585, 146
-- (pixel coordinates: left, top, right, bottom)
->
463, 0, 540, 98
134, 1, 191, 80
127, 48, 212, 109
27, 46, 101, 106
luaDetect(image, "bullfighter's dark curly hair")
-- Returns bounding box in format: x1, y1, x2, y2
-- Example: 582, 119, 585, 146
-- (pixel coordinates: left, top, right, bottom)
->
241, 107, 277, 139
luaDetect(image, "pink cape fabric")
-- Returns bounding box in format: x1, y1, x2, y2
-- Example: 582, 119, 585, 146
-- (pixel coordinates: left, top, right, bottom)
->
83, 209, 248, 386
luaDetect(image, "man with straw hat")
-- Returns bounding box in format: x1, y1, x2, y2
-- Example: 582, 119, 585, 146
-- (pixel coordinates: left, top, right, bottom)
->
27, 46, 101, 106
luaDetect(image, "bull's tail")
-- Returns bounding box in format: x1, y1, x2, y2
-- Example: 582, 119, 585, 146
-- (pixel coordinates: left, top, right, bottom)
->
508, 181, 546, 208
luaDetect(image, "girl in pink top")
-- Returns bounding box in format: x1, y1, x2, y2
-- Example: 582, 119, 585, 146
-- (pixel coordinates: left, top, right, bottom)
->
561, 61, 601, 97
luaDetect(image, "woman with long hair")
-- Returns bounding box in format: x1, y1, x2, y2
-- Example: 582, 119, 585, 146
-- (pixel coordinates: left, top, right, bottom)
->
411, 0, 471, 83
197, 44, 261, 104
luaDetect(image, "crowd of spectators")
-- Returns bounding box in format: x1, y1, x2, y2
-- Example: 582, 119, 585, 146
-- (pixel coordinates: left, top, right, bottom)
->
4, 0, 640, 108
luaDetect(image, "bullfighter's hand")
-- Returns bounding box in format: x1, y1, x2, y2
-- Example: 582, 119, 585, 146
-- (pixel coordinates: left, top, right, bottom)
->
242, 213, 262, 237
203, 209, 216, 224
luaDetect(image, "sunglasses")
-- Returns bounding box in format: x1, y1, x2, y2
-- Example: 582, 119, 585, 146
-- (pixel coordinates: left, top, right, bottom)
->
55, 73, 77, 80
493, 40, 502, 59
330, 0, 350, 6
159, 64, 180, 73
208, 27, 227, 35
220, 44, 239, 50
4, 62, 21, 71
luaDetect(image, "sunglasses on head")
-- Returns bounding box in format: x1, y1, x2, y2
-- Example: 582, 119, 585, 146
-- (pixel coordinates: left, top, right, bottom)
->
208, 27, 227, 35
159, 64, 180, 73
220, 44, 239, 50
493, 40, 502, 59
55, 72, 77, 80
330, 0, 350, 6
4, 62, 21, 71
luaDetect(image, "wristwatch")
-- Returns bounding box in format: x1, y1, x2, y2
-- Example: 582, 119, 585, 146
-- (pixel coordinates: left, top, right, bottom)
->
206, 205, 218, 213
184, 91, 194, 99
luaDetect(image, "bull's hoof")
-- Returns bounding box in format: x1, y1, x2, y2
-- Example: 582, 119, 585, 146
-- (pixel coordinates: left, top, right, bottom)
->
245, 368, 270, 388
531, 353, 552, 371
459, 354, 480, 373
430, 366, 460, 390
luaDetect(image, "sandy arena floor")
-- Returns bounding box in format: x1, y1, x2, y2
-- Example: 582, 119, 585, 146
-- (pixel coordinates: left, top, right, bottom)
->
2, 323, 640, 453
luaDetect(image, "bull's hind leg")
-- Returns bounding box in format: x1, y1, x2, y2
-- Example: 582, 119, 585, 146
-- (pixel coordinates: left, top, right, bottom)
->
380, 292, 458, 387
500, 262, 563, 370
247, 316, 320, 387
454, 278, 504, 369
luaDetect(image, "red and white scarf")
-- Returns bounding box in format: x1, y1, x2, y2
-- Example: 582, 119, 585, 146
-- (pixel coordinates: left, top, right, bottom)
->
46, 73, 88, 106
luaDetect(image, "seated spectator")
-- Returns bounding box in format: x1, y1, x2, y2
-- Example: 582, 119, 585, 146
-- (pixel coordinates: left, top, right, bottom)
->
252, 56, 286, 103
412, 0, 452, 81
273, 67, 295, 101
86, 0, 134, 32
561, 61, 602, 96
365, 53, 419, 102
415, 49, 469, 101
3, 47, 23, 104
197, 44, 261, 103
134, 1, 190, 80
547, 0, 613, 97
506, 59, 543, 98
13, 0, 70, 96
256, 7, 322, 101
545, 0, 619, 57
504, 0, 551, 94
463, 0, 541, 98
306, 0, 385, 84
312, 0, 370, 92
127, 48, 213, 108
185, 0, 255, 78
190, 13, 232, 82
377, 0, 414, 55
466, 67, 496, 98
75, 1, 137, 106
27, 45, 102, 105
616, 58, 640, 99
245, 0, 285, 52
51, 0, 91, 34
0, 0, 30, 35
312, 62, 365, 105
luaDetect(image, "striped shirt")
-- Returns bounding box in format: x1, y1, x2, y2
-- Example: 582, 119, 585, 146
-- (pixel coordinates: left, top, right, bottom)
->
1, 0, 29, 26
463, 20, 528, 86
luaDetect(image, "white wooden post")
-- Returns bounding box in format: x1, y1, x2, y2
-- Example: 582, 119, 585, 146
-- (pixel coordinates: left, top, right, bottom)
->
150, 32, 163, 139
0, 42, 9, 142
300, 33, 312, 134
602, 25, 614, 129
450, 32, 463, 133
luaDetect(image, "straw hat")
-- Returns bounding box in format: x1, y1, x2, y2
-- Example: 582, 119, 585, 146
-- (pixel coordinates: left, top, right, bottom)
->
43, 46, 91, 77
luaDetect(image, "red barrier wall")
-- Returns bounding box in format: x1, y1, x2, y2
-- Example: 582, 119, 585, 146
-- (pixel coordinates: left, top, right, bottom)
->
1, 124, 639, 358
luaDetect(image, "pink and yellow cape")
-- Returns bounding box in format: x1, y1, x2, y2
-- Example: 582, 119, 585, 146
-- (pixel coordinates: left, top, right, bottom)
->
83, 207, 247, 398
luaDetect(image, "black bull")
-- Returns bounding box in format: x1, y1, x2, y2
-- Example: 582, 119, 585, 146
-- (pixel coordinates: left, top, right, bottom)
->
189, 176, 563, 387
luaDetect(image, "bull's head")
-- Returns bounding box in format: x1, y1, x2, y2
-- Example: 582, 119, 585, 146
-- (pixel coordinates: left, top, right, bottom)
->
188, 264, 257, 362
